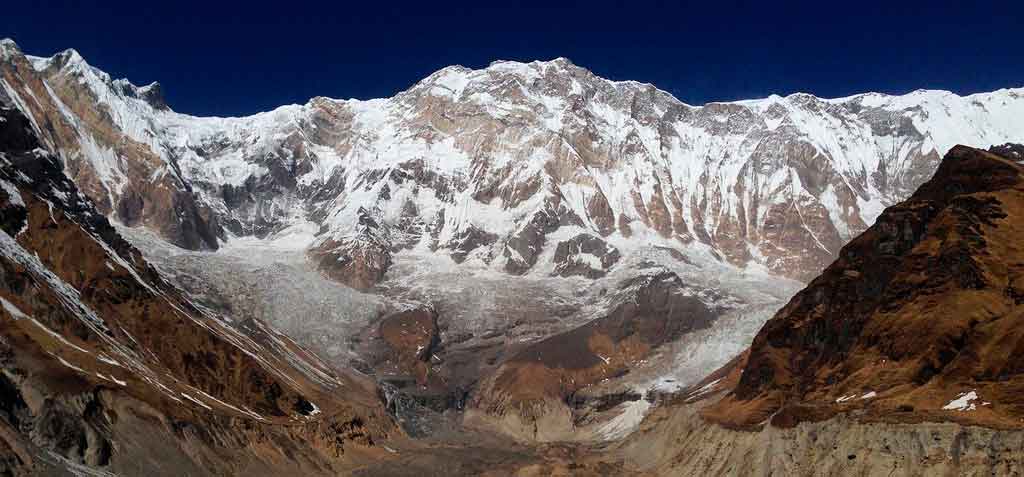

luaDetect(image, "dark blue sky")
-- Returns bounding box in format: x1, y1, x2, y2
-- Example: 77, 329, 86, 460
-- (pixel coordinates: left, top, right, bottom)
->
3, 0, 1022, 116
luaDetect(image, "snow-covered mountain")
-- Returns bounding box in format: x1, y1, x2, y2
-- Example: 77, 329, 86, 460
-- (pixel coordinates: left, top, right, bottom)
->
7, 37, 1024, 467
3, 37, 1023, 288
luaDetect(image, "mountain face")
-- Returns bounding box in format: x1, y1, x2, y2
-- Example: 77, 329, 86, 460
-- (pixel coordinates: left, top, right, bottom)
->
607, 145, 1024, 476
0, 103, 393, 475
2, 38, 1023, 287
4, 36, 1024, 474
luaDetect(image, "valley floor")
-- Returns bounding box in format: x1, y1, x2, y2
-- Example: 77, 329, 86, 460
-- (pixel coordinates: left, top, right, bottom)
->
108, 224, 805, 474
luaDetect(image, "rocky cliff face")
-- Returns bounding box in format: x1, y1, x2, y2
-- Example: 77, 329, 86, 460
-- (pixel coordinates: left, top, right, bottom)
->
0, 41, 223, 251
3, 38, 1023, 287
0, 103, 394, 475
617, 400, 1024, 477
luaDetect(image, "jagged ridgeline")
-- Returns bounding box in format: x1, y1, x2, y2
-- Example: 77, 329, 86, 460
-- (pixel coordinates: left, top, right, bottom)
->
2, 38, 1023, 289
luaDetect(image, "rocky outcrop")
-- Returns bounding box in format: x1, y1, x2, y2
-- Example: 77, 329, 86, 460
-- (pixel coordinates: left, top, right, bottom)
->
503, 200, 584, 275
551, 233, 621, 278
618, 399, 1024, 477
378, 307, 441, 385
470, 272, 730, 441
0, 43, 223, 251
447, 225, 498, 264
309, 208, 392, 291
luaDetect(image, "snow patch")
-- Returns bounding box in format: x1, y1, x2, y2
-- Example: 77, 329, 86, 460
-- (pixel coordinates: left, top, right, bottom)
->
95, 373, 127, 386
596, 398, 651, 440
685, 378, 723, 402
180, 392, 214, 411
943, 390, 979, 411
0, 296, 28, 320
573, 252, 605, 270
56, 356, 90, 375
0, 178, 24, 207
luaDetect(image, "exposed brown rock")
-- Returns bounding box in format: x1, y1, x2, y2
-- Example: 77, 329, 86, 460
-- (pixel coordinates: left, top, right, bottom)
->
379, 307, 441, 385
309, 208, 393, 291
617, 213, 633, 238
755, 196, 843, 281
585, 189, 616, 237
447, 225, 499, 264
645, 181, 675, 238
0, 46, 223, 251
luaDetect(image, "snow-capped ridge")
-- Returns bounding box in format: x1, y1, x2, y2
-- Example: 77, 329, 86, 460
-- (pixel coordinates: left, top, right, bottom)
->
487, 56, 575, 69
0, 38, 20, 59
4, 40, 1024, 283
8, 40, 1024, 126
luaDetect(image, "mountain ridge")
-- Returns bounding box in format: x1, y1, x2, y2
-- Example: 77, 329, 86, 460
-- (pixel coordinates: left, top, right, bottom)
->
3, 36, 1024, 287
10, 39, 1019, 120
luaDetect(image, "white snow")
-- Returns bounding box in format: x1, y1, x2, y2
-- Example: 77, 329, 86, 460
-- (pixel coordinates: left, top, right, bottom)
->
41, 451, 120, 477
574, 252, 605, 270
95, 373, 127, 386
684, 377, 723, 402
56, 356, 89, 374
595, 398, 652, 440
180, 392, 214, 411
943, 390, 980, 411
27, 317, 92, 355
0, 296, 28, 320
96, 353, 121, 367
0, 179, 23, 207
